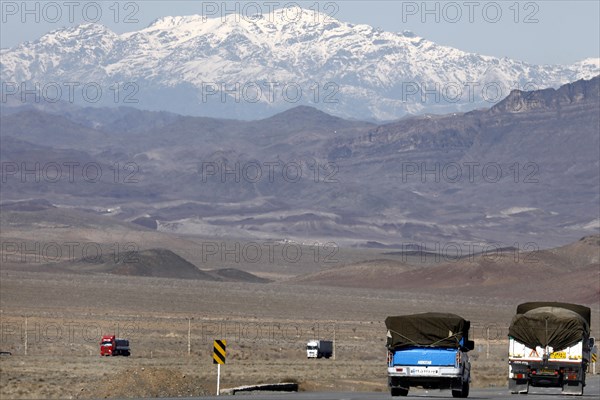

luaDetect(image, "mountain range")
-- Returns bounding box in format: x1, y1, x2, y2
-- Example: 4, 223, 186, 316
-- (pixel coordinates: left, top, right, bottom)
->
1, 7, 598, 120
1, 76, 598, 248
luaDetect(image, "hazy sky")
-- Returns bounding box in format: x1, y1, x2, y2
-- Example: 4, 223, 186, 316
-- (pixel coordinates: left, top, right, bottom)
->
1, 0, 598, 65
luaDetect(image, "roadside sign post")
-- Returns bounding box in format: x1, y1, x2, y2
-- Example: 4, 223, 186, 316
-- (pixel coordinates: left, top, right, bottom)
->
213, 339, 226, 396
592, 349, 597, 374
217, 364, 220, 395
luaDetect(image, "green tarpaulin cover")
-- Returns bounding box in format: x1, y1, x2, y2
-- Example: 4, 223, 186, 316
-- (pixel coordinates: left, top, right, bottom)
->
385, 312, 470, 349
508, 302, 590, 351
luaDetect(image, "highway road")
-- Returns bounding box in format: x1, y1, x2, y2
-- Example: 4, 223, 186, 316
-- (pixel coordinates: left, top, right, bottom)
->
182, 375, 600, 399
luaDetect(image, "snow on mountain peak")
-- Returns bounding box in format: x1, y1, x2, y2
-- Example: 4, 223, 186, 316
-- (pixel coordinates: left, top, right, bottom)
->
144, 6, 337, 32
573, 58, 600, 69
1, 8, 598, 120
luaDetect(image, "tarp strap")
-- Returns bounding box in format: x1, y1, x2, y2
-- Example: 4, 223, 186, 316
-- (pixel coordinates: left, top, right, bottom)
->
388, 329, 462, 348
387, 329, 420, 346
430, 333, 462, 347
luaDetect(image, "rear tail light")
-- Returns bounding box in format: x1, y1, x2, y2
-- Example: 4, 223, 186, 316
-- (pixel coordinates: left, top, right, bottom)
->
564, 369, 578, 380
396, 367, 404, 372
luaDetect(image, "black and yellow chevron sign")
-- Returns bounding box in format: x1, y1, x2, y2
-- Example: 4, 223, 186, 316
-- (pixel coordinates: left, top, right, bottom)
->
592, 353, 597, 363
213, 339, 226, 364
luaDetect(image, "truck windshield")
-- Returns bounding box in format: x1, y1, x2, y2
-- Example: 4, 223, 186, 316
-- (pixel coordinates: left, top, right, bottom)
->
307, 345, 317, 350
101, 341, 112, 346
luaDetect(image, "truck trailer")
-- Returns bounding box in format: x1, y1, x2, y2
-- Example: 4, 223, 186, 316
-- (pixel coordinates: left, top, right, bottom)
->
508, 302, 593, 396
385, 312, 474, 397
306, 340, 333, 359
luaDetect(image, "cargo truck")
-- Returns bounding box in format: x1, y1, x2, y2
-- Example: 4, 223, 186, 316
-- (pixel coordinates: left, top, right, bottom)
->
508, 302, 593, 396
385, 312, 474, 397
100, 335, 131, 356
306, 340, 333, 359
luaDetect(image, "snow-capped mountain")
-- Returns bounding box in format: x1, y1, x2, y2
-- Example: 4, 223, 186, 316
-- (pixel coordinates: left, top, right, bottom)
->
2, 7, 598, 120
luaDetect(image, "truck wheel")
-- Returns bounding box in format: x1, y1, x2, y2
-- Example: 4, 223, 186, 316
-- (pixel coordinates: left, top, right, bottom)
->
391, 387, 408, 397
452, 381, 469, 398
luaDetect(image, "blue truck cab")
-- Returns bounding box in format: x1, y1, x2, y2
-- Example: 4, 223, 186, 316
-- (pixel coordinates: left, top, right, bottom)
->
385, 313, 474, 397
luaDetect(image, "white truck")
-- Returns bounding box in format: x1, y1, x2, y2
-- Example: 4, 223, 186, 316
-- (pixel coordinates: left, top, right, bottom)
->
508, 302, 593, 396
306, 340, 333, 359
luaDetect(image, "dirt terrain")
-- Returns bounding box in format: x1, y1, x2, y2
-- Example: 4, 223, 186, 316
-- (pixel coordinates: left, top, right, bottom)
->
1, 266, 597, 399
0, 208, 598, 398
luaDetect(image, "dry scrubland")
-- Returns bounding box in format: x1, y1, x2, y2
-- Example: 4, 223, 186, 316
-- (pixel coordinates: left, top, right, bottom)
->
1, 210, 598, 398
0, 270, 527, 399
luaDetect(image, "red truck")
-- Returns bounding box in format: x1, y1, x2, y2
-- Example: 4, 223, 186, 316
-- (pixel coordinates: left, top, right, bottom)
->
100, 335, 130, 356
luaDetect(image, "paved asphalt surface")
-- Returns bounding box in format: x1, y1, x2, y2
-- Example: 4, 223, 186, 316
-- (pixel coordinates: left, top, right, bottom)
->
175, 375, 600, 399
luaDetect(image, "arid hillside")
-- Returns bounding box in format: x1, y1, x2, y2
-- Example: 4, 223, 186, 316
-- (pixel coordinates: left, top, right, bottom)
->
292, 235, 600, 305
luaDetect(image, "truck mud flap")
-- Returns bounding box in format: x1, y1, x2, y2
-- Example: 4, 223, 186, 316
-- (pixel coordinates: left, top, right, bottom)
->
509, 379, 529, 394
452, 381, 469, 398
390, 387, 409, 397
561, 381, 584, 396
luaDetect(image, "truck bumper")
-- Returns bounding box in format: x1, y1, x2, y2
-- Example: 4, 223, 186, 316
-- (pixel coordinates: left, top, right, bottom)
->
388, 366, 464, 390
509, 360, 586, 395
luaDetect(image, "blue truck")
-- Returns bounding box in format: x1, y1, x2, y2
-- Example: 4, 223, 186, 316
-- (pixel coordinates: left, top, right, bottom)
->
385, 312, 474, 397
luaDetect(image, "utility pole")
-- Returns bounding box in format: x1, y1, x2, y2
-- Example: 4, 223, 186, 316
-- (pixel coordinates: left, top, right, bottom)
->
486, 326, 490, 359
24, 317, 28, 356
187, 318, 191, 356
333, 324, 336, 360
